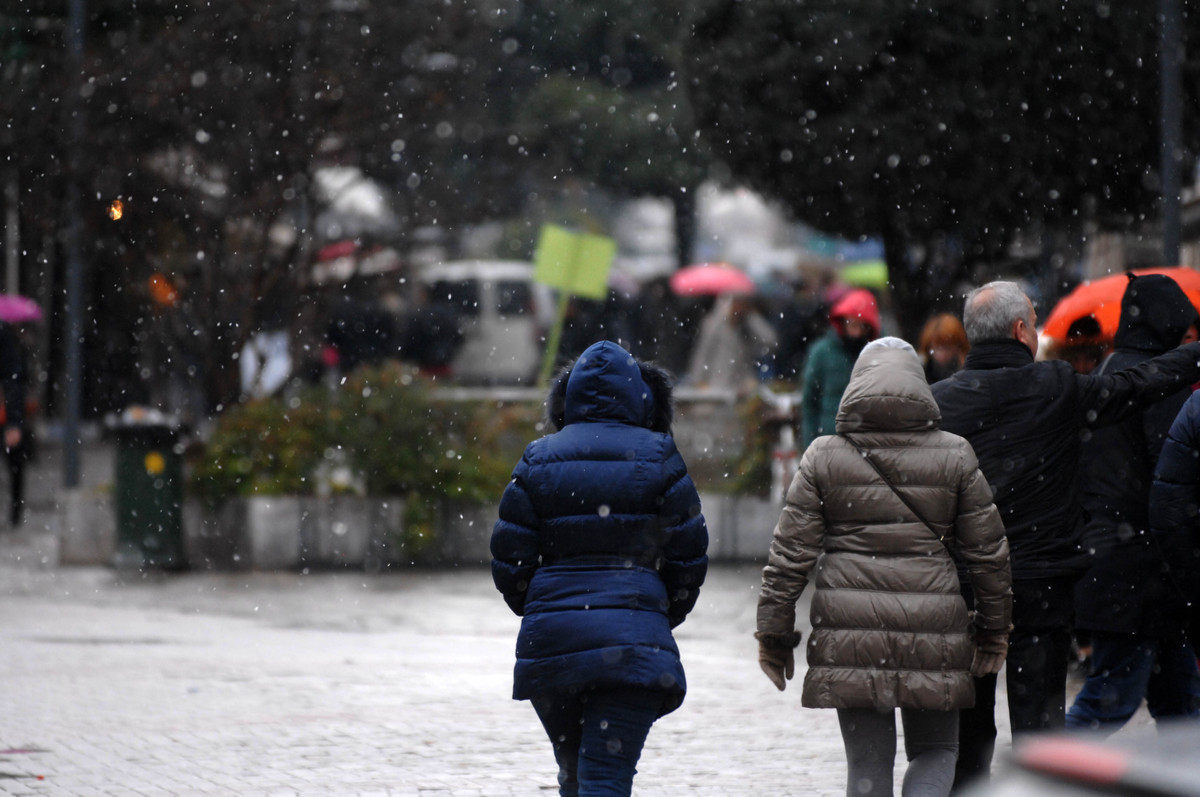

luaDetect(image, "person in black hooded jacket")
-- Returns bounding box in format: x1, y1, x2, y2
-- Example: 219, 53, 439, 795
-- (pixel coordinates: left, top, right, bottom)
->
930, 280, 1200, 792
1066, 274, 1200, 732
0, 320, 28, 527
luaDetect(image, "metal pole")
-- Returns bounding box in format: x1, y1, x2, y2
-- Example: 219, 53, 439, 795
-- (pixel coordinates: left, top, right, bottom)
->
4, 170, 18, 295
63, 0, 86, 488
1161, 0, 1183, 264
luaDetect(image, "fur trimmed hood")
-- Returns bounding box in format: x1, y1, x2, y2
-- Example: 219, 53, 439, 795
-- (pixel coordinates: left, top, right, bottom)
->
546, 341, 675, 434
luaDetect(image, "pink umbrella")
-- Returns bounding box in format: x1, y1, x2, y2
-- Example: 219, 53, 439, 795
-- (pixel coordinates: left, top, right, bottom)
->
669, 262, 756, 296
0, 294, 43, 324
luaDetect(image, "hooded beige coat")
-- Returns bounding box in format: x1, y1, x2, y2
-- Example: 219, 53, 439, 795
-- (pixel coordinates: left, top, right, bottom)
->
758, 341, 1011, 711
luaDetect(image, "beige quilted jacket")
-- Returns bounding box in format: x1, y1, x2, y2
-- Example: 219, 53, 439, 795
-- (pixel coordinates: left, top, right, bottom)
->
758, 342, 1011, 711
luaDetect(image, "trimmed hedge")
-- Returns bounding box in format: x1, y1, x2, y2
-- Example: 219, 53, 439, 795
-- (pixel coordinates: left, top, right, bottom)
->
189, 364, 544, 538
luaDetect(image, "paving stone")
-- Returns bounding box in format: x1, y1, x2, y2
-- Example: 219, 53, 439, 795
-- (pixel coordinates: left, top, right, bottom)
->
0, 551, 1151, 796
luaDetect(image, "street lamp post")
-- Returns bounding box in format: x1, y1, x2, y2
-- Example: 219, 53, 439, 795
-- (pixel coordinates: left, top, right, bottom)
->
1161, 0, 1183, 265
63, 0, 86, 488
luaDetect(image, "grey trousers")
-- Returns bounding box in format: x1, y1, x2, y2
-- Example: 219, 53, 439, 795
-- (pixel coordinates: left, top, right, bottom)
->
836, 707, 959, 797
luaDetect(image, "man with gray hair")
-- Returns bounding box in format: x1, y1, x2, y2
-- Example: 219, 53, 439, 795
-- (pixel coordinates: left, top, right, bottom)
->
930, 280, 1200, 793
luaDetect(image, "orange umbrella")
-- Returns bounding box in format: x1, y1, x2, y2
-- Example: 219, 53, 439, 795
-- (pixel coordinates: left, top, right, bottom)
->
1042, 267, 1200, 342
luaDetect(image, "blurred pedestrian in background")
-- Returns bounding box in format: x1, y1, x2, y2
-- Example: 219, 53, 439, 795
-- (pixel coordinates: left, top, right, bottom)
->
631, 276, 696, 377
324, 298, 399, 376
491, 340, 709, 797
1053, 315, 1110, 375
685, 293, 778, 394
238, 271, 297, 400
930, 281, 1200, 792
917, 313, 969, 384
399, 283, 463, 379
769, 274, 829, 381
799, 287, 879, 448
757, 337, 1011, 797
0, 320, 30, 528
556, 292, 637, 369
1068, 274, 1200, 733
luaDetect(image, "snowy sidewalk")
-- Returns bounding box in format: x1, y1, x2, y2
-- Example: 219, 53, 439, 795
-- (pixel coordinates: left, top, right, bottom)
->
0, 558, 1026, 796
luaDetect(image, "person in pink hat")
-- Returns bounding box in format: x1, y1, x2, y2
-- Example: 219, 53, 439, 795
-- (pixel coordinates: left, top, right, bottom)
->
798, 288, 880, 448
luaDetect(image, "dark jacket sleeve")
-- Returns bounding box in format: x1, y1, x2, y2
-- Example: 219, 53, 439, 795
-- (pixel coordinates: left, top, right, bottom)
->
1078, 341, 1200, 429
657, 438, 708, 628
490, 455, 541, 616
952, 445, 1012, 633
1150, 392, 1200, 600
758, 446, 826, 636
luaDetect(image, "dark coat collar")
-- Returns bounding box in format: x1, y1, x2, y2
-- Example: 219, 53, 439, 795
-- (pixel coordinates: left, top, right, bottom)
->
962, 339, 1036, 370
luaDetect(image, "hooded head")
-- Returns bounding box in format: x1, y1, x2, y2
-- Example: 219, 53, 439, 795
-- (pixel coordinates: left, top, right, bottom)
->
546, 340, 675, 433
829, 288, 881, 356
1114, 272, 1198, 354
835, 336, 941, 434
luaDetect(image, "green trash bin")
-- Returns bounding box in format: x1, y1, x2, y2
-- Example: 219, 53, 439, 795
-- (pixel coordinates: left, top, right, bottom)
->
110, 413, 187, 570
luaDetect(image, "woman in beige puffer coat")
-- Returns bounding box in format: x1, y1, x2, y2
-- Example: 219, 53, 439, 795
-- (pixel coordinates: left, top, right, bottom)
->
756, 337, 1011, 797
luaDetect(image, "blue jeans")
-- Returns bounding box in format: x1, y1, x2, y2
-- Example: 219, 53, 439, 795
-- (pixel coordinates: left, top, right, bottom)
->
531, 688, 666, 797
1066, 631, 1200, 733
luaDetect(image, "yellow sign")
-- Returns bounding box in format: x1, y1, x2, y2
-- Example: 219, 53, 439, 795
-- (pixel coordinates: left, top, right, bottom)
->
144, 451, 166, 476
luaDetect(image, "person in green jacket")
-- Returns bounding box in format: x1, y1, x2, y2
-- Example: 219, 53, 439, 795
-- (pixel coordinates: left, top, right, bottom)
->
800, 288, 880, 448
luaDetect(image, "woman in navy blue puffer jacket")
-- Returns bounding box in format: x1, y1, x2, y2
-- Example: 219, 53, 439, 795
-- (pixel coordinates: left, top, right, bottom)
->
491, 340, 709, 797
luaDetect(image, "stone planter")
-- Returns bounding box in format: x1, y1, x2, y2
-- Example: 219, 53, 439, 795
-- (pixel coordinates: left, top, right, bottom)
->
53, 490, 778, 570
184, 495, 498, 571
57, 488, 117, 566
699, 491, 779, 561
184, 496, 399, 571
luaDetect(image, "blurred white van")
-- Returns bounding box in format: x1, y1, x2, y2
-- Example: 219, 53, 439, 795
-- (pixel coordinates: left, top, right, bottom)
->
416, 260, 553, 384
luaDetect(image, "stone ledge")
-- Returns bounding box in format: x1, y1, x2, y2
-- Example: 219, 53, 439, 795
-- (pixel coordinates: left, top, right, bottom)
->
47, 491, 779, 571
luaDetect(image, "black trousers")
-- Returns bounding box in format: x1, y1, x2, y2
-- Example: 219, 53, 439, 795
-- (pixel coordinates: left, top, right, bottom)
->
953, 576, 1076, 793
5, 434, 30, 527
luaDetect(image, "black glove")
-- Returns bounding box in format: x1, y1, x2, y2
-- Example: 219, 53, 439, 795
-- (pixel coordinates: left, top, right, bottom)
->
755, 630, 802, 691
971, 628, 1009, 677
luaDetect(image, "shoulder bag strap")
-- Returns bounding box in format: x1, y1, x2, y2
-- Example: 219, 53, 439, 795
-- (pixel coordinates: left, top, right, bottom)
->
840, 433, 946, 543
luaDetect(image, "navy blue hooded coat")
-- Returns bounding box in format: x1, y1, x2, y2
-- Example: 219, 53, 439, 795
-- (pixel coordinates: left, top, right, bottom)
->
491, 341, 709, 716
1149, 389, 1200, 637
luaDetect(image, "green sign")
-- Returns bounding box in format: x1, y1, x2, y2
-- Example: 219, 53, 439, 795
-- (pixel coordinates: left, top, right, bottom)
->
534, 224, 616, 301
533, 224, 618, 386
840, 259, 889, 290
